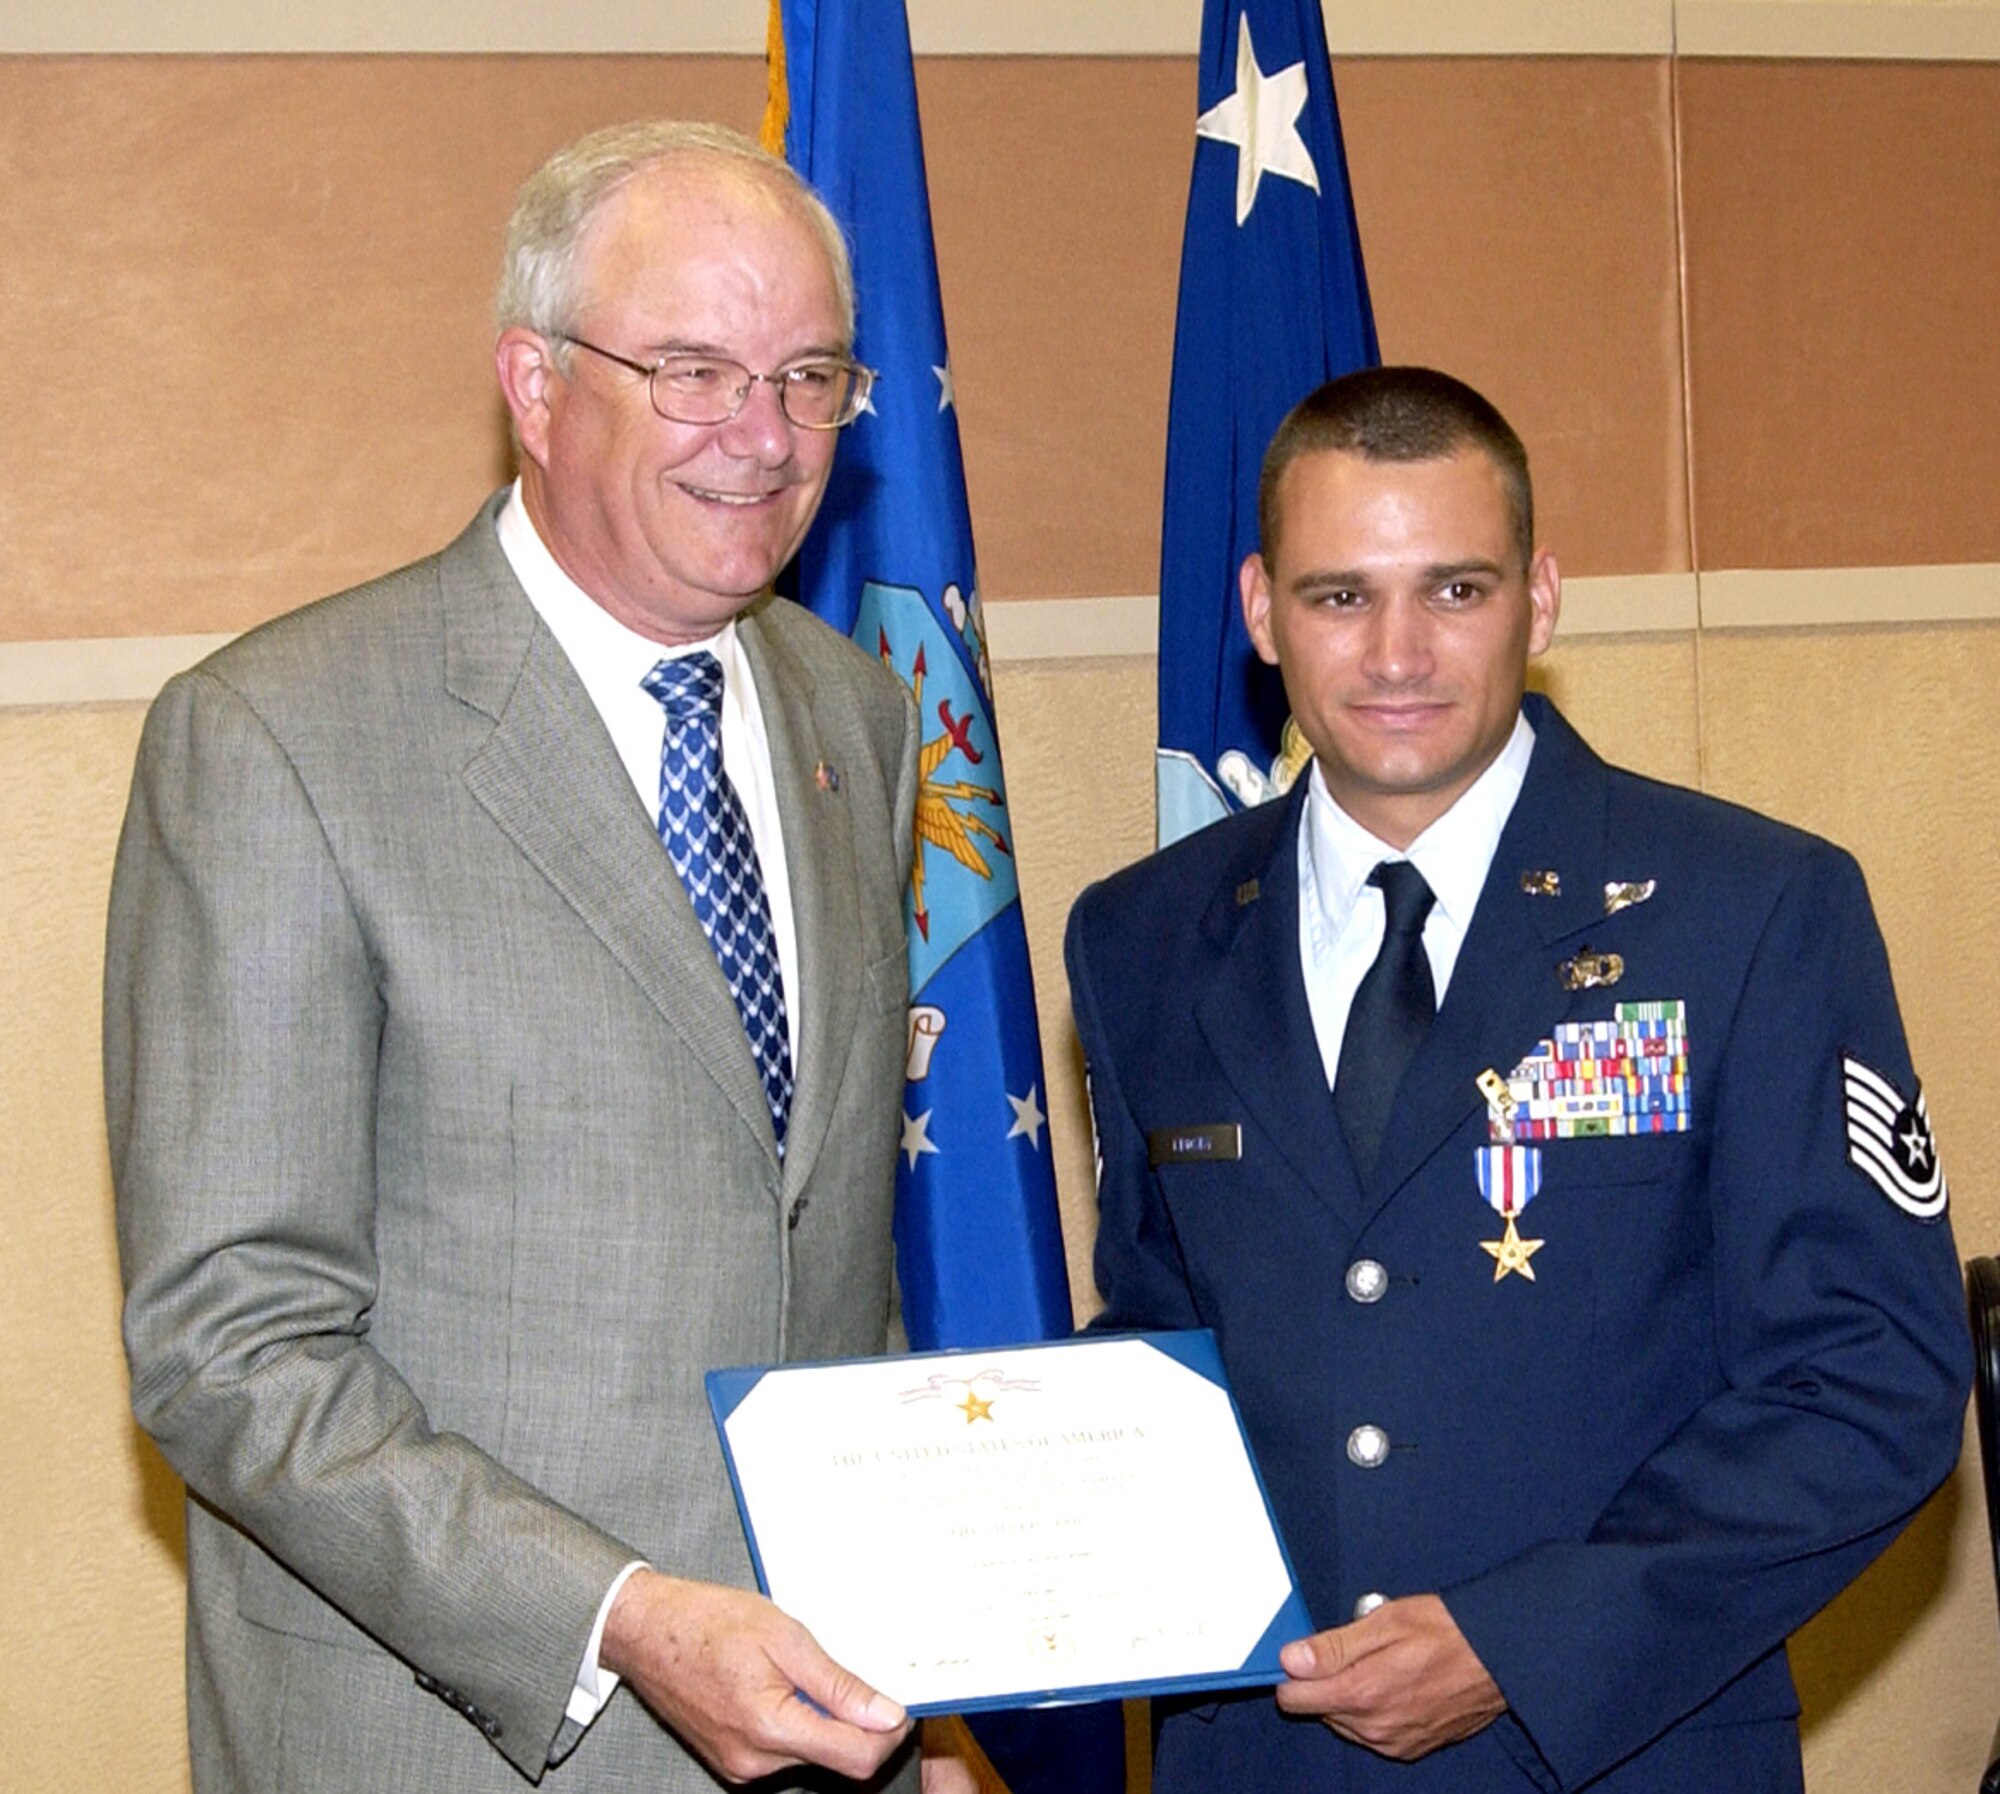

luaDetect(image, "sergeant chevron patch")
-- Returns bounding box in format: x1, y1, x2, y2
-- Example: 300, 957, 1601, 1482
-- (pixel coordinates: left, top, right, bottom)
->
1842, 1055, 1948, 1220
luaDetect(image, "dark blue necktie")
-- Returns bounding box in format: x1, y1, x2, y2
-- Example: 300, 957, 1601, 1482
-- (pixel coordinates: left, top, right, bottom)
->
643, 652, 793, 1154
1334, 860, 1437, 1177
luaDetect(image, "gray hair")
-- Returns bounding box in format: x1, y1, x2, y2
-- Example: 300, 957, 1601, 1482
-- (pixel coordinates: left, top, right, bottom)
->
495, 119, 856, 359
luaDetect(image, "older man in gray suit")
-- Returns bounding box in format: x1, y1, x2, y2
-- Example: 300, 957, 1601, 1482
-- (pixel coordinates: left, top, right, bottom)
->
106, 121, 946, 1792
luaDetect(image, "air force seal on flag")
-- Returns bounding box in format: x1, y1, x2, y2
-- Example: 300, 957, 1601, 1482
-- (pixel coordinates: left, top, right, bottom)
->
856, 578, 1016, 987
1842, 1054, 1947, 1220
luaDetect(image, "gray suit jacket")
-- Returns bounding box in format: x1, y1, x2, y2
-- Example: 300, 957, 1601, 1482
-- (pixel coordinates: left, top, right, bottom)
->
106, 496, 921, 1792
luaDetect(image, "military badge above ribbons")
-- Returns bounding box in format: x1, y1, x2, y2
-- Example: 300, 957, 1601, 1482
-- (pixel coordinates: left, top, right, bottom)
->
1842, 1054, 1948, 1220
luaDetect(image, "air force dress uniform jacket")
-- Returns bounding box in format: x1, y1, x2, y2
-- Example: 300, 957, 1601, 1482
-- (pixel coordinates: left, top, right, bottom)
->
1064, 695, 1969, 1793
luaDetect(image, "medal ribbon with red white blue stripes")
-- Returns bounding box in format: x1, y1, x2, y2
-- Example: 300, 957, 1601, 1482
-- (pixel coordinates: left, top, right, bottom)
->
1475, 1143, 1545, 1281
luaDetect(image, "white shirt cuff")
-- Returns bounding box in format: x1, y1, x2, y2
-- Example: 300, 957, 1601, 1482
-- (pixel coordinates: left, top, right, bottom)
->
567, 1561, 649, 1727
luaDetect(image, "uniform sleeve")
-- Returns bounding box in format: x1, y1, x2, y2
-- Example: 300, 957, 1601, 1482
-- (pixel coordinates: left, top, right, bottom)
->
105, 670, 636, 1778
1064, 889, 1203, 1334
1444, 843, 1972, 1789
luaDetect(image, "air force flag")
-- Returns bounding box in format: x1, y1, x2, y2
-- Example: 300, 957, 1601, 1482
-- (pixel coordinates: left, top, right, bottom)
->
768, 0, 1071, 1353
1156, 0, 1378, 844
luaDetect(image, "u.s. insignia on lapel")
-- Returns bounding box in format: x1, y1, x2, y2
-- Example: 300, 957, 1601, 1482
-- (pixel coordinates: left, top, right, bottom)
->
1842, 1055, 1948, 1220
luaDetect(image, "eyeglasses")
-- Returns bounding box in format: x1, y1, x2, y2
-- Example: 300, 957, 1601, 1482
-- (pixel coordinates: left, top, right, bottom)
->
557, 334, 875, 431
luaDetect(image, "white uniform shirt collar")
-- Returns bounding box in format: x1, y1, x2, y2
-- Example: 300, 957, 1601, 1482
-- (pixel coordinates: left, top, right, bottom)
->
1297, 710, 1536, 1086
496, 480, 753, 814
1303, 708, 1536, 964
492, 482, 799, 1040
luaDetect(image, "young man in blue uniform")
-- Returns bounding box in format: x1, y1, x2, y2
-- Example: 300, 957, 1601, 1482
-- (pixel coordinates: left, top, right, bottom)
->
1065, 367, 1969, 1792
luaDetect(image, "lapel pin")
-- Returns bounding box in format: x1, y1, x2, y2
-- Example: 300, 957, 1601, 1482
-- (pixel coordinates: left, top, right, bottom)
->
1520, 869, 1561, 897
814, 760, 840, 794
1235, 879, 1260, 907
1603, 879, 1656, 916
1559, 949, 1625, 991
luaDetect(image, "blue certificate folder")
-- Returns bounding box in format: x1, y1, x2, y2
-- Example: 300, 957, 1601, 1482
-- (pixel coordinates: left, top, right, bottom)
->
705, 1328, 1313, 1716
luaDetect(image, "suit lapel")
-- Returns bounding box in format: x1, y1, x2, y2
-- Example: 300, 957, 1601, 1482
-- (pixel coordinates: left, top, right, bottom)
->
1191, 789, 1360, 1217
1365, 698, 1617, 1220
737, 604, 863, 1201
442, 501, 776, 1159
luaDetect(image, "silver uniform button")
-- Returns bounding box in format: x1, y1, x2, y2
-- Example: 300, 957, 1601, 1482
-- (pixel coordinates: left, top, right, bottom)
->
1345, 1259, 1388, 1303
1353, 1591, 1388, 1620
1346, 1424, 1390, 1468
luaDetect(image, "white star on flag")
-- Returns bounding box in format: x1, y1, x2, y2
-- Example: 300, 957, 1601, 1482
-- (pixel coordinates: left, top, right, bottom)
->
1196, 12, 1322, 227
901, 1107, 940, 1169
1006, 1085, 1047, 1150
932, 362, 955, 412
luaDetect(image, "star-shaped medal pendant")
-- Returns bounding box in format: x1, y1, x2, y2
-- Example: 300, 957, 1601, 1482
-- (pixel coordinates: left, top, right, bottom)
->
1480, 1217, 1545, 1282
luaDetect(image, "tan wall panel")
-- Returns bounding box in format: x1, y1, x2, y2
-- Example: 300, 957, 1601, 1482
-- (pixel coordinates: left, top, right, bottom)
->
939, 55, 1694, 601
1795, 1455, 1994, 1794
1696, 626, 2000, 1229
921, 59, 1189, 605
1, 53, 1704, 644
1532, 630, 1702, 785
1682, 61, 2000, 571
989, 654, 1157, 1324
23, 0, 2000, 61
0, 703, 192, 1794
1697, 622, 2000, 1794
946, 56, 1712, 608
0, 55, 769, 642
1337, 58, 1690, 578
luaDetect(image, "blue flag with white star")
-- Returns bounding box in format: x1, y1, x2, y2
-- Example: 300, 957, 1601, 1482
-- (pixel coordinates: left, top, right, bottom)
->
769, 0, 1071, 1354
1156, 0, 1378, 844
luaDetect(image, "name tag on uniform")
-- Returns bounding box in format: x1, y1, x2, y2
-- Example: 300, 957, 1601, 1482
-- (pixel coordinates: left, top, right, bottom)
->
1148, 1124, 1242, 1166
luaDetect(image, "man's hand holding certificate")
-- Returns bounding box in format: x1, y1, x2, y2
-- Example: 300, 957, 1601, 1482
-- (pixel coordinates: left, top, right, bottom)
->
708, 1331, 1309, 1714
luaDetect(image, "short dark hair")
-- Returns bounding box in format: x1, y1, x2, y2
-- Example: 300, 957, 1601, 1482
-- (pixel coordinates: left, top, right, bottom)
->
1257, 366, 1534, 570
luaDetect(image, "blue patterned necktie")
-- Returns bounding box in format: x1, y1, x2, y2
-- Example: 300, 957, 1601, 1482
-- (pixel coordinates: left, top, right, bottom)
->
643, 651, 793, 1153
1334, 860, 1437, 1178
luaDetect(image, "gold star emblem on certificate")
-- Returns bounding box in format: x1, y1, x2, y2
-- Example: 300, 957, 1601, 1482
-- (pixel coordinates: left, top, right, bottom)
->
1480, 1217, 1545, 1282
957, 1391, 994, 1423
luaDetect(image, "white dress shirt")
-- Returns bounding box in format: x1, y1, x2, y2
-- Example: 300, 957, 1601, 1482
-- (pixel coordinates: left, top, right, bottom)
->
493, 484, 801, 1732
496, 483, 801, 1034
1297, 712, 1537, 1090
